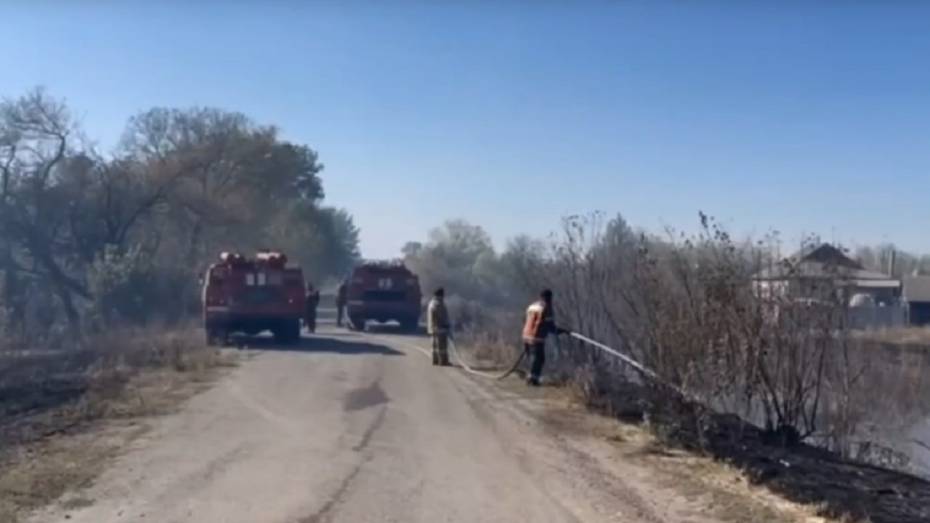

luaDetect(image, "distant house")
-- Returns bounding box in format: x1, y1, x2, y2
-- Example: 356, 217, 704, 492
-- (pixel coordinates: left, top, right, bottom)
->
753, 244, 901, 304
752, 244, 905, 329
903, 276, 930, 326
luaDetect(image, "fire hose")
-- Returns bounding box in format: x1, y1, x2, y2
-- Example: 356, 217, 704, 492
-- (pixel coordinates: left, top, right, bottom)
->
448, 330, 686, 398
447, 336, 526, 380
567, 332, 689, 398
566, 332, 659, 382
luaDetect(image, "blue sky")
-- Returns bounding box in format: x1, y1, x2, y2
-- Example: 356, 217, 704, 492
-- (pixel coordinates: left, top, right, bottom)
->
3, 2, 929, 257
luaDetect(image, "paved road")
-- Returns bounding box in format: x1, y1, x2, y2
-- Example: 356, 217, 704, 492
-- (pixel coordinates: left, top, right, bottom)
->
28, 324, 721, 523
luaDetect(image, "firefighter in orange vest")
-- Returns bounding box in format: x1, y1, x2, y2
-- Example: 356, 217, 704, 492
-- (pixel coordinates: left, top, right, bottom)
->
522, 289, 569, 386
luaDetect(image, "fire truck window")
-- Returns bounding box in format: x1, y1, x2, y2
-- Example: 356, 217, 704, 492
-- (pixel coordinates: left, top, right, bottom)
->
257, 272, 267, 286
267, 272, 283, 285
246, 273, 255, 286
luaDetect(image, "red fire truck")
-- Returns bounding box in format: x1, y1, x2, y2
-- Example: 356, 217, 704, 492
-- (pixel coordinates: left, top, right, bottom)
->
346, 260, 422, 331
201, 251, 305, 345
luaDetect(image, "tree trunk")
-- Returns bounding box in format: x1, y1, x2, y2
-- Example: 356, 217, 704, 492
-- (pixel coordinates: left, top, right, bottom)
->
53, 281, 82, 345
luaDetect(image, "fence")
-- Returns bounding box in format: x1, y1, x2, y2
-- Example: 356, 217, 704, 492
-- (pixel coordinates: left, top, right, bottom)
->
848, 304, 908, 330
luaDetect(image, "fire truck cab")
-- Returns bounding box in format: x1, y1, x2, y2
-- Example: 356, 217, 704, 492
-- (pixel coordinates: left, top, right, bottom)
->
346, 260, 422, 331
201, 250, 305, 345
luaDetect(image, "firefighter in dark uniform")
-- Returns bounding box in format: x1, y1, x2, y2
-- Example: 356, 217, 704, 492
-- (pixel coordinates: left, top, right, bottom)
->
522, 289, 568, 386
305, 283, 320, 333
336, 280, 348, 327
428, 287, 451, 366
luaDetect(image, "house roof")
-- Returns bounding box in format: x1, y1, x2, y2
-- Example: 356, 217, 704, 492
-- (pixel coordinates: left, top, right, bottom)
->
753, 243, 897, 283
754, 263, 895, 282
903, 276, 930, 302
799, 244, 863, 270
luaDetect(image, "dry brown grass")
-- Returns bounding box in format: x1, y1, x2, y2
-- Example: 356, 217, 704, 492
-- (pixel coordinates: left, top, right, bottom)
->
633, 438, 829, 523
854, 327, 930, 347
455, 318, 525, 371
560, 371, 930, 523
472, 338, 929, 523
528, 384, 825, 523
0, 326, 236, 522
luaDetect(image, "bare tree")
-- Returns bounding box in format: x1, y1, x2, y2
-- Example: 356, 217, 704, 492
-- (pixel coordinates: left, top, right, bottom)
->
0, 89, 89, 331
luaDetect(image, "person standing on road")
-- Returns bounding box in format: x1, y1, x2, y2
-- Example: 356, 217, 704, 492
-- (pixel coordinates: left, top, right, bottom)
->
427, 287, 451, 366
522, 289, 569, 386
336, 280, 348, 327
305, 283, 320, 333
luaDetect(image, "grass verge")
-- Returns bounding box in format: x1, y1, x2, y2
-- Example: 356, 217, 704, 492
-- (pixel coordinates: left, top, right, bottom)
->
0, 327, 236, 522
565, 373, 930, 523
458, 338, 930, 523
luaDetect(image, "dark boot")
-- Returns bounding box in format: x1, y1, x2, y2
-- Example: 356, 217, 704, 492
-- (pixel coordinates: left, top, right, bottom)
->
527, 342, 545, 386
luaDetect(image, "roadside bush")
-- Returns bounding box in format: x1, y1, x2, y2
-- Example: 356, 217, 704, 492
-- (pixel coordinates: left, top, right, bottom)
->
538, 214, 892, 451
86, 245, 202, 331
87, 245, 153, 327
432, 212, 929, 476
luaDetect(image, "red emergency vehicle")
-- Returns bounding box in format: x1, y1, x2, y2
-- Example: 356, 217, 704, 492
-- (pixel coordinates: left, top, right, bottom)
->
346, 260, 422, 331
201, 250, 305, 345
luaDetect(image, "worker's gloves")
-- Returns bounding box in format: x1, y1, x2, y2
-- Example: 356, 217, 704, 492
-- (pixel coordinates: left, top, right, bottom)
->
556, 327, 571, 336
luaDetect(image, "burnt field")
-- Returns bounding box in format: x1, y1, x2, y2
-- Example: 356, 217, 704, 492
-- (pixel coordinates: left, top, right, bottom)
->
0, 329, 230, 450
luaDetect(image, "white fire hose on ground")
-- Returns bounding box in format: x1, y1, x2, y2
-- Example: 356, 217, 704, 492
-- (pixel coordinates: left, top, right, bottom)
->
447, 336, 526, 380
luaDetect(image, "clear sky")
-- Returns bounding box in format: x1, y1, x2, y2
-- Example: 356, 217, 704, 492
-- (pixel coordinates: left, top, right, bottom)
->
3, 2, 929, 258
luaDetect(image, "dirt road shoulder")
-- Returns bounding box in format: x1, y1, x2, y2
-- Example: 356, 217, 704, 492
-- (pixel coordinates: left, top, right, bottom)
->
448, 366, 826, 523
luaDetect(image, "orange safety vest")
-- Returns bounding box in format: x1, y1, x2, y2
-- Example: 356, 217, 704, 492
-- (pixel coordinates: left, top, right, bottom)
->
522, 300, 553, 343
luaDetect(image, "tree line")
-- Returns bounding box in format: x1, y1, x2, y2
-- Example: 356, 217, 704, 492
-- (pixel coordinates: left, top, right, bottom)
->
854, 245, 930, 277
0, 88, 359, 346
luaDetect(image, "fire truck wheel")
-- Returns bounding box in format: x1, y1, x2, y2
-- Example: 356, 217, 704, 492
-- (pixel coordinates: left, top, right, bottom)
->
205, 328, 223, 347
274, 321, 301, 345
400, 318, 419, 333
